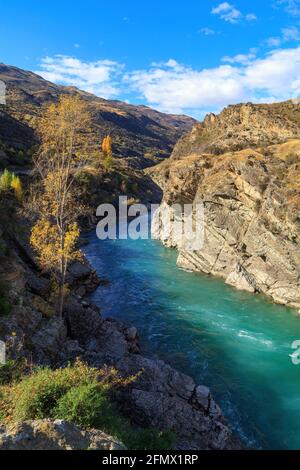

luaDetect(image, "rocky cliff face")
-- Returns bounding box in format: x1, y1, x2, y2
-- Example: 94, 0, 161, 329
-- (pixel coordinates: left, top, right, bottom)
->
149, 102, 300, 309
0, 420, 124, 450
0, 63, 195, 168
171, 101, 300, 158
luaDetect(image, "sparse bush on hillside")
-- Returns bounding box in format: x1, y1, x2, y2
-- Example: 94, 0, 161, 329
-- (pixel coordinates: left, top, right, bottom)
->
0, 169, 23, 201
53, 383, 117, 429
286, 153, 300, 165
54, 383, 175, 450
0, 169, 12, 191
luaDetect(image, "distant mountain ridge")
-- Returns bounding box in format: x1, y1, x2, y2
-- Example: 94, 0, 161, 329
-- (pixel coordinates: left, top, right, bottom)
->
0, 63, 196, 168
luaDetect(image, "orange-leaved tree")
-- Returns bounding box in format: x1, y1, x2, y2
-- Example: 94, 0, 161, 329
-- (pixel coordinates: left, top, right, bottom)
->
101, 135, 113, 171
30, 95, 91, 317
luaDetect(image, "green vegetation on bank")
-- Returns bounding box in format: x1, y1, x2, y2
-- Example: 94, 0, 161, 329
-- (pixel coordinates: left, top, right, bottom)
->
0, 169, 23, 201
0, 360, 175, 450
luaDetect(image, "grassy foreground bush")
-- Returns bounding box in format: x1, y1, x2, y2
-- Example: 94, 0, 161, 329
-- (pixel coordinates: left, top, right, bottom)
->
0, 360, 175, 450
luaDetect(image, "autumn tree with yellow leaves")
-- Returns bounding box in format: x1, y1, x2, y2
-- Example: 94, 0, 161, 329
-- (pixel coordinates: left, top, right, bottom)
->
31, 95, 91, 317
101, 135, 113, 171
11, 174, 23, 201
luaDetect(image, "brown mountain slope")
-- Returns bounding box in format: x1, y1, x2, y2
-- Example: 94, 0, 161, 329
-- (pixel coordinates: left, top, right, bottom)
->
0, 63, 196, 168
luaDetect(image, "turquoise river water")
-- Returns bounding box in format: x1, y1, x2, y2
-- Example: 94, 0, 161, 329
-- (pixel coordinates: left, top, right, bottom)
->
83, 225, 300, 450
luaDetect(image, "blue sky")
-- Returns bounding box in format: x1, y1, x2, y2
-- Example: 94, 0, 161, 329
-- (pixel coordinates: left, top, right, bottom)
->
2, 0, 300, 118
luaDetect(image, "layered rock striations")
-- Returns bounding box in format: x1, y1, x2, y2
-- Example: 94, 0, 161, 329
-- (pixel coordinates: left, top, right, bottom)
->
149, 102, 300, 309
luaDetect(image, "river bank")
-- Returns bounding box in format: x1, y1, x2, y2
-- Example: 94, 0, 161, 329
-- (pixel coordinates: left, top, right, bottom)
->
0, 219, 240, 450
83, 225, 300, 450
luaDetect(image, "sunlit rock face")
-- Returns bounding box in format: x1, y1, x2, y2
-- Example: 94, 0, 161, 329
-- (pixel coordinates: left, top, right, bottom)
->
148, 102, 300, 309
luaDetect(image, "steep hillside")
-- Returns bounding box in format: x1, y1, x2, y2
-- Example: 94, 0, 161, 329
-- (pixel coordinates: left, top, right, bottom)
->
172, 102, 300, 159
149, 102, 300, 309
0, 63, 195, 168
0, 201, 239, 450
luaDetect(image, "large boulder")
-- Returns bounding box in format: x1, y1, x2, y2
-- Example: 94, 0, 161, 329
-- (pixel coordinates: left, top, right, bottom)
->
0, 420, 124, 450
113, 354, 237, 450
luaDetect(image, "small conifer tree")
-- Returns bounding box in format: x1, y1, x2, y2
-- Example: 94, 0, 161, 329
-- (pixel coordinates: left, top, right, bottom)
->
0, 169, 12, 191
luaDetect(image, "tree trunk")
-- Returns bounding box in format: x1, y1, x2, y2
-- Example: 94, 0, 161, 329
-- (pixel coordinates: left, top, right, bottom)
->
58, 269, 66, 318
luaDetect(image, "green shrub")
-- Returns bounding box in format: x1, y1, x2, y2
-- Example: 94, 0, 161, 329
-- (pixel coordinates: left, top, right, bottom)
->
4, 361, 132, 423
54, 383, 119, 429
0, 169, 12, 191
0, 361, 176, 450
8, 361, 100, 422
124, 428, 176, 451
54, 383, 175, 450
13, 372, 68, 421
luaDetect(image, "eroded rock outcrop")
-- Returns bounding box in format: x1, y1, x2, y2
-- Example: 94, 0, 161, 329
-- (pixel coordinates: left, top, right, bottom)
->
0, 420, 124, 450
171, 101, 300, 159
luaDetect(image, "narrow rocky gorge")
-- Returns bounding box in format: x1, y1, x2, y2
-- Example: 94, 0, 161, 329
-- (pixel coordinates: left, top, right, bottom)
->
0, 221, 241, 450
2, 63, 300, 450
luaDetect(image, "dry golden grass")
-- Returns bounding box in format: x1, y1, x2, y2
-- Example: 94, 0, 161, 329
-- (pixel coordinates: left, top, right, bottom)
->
268, 139, 300, 161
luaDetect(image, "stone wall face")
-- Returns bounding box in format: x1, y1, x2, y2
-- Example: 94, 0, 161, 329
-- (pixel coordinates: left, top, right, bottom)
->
149, 133, 300, 310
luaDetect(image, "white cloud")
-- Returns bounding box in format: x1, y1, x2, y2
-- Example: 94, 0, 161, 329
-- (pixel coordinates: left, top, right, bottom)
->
212, 2, 257, 24
35, 47, 300, 118
222, 48, 257, 64
265, 37, 282, 47
212, 2, 241, 23
275, 0, 300, 16
36, 55, 124, 98
125, 62, 244, 114
200, 27, 216, 36
264, 26, 300, 49
243, 47, 300, 94
282, 26, 300, 41
245, 13, 257, 21
125, 47, 300, 115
